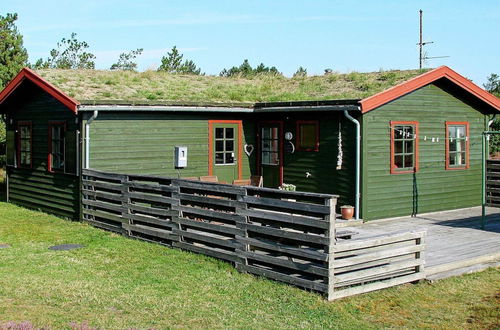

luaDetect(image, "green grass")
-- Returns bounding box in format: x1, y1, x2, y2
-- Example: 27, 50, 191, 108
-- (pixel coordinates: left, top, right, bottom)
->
0, 197, 498, 328
36, 68, 428, 105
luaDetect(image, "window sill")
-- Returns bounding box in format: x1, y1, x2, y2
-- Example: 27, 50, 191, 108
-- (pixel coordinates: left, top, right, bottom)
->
390, 169, 417, 174
445, 166, 469, 170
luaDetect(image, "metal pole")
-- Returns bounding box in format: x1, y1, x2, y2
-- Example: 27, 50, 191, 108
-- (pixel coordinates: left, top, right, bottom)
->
419, 9, 423, 69
343, 110, 360, 220
481, 133, 486, 230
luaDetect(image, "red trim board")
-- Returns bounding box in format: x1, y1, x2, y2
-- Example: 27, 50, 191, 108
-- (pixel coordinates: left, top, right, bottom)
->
361, 66, 500, 113
0, 67, 80, 114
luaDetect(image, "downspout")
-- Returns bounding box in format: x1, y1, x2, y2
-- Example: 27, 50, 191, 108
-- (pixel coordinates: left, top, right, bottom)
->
488, 114, 496, 128
344, 109, 361, 220
84, 110, 98, 169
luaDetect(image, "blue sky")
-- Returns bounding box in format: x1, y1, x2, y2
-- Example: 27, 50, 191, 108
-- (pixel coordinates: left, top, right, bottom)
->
4, 0, 499, 86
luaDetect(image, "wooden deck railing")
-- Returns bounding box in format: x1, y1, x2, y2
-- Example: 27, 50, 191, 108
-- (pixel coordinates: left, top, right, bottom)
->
330, 231, 426, 299
82, 168, 425, 300
486, 159, 500, 208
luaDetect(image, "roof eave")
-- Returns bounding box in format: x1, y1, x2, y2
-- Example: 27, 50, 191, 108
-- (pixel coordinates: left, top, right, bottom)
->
0, 67, 80, 114
359, 66, 500, 113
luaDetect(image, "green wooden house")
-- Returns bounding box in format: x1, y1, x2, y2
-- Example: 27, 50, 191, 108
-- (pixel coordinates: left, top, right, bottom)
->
1, 66, 499, 221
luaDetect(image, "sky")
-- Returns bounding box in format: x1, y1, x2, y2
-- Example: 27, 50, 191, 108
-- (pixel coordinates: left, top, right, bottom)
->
3, 0, 499, 86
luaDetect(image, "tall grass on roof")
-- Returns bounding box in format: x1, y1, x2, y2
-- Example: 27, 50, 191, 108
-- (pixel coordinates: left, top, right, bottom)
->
37, 68, 428, 104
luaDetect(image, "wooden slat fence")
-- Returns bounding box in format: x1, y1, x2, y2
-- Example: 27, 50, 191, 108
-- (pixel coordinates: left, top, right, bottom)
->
330, 231, 426, 299
82, 168, 426, 300
486, 159, 500, 207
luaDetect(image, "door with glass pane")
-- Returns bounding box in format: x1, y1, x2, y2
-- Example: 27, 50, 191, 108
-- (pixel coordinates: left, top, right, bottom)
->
259, 122, 282, 188
212, 123, 239, 183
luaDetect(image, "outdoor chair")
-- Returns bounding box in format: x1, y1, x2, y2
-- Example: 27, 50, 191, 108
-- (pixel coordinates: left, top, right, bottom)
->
181, 177, 198, 181
250, 175, 263, 187
199, 175, 218, 182
232, 179, 251, 186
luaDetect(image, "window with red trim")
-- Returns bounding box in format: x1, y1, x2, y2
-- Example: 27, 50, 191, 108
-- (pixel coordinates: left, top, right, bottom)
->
446, 122, 469, 170
390, 121, 418, 174
17, 122, 32, 168
48, 122, 66, 172
296, 120, 319, 151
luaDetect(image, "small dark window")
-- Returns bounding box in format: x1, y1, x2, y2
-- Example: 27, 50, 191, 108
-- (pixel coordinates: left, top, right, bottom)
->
391, 121, 418, 174
261, 127, 280, 165
296, 121, 319, 151
446, 122, 469, 170
49, 123, 65, 172
17, 122, 32, 168
215, 127, 235, 165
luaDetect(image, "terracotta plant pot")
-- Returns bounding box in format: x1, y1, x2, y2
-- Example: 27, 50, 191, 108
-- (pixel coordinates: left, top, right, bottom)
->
341, 206, 354, 220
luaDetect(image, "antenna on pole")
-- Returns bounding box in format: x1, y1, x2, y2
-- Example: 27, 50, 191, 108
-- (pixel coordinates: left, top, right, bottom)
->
418, 9, 449, 69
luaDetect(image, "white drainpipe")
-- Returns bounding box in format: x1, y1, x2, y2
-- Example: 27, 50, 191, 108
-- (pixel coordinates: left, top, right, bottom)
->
488, 114, 496, 128
84, 110, 98, 169
343, 109, 361, 220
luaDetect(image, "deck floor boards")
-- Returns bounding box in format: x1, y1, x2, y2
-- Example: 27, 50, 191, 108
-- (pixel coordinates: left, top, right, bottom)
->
339, 207, 500, 277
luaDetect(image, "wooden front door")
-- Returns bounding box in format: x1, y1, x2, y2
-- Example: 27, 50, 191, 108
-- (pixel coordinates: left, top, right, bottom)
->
259, 122, 283, 188
210, 121, 241, 184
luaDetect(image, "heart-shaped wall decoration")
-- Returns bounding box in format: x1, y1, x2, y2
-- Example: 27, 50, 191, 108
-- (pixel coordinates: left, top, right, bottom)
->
244, 144, 254, 156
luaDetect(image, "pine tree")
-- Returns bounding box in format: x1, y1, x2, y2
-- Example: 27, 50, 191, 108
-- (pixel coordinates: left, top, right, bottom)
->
110, 48, 143, 71
0, 13, 28, 88
484, 73, 500, 97
158, 46, 202, 74
293, 66, 307, 78
219, 59, 281, 77
33, 33, 96, 69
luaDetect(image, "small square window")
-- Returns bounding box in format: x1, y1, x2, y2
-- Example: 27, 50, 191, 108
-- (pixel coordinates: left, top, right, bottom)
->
390, 121, 418, 174
296, 121, 319, 151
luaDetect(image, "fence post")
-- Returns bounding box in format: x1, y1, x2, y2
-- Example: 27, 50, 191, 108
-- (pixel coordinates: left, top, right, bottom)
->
235, 187, 248, 272
415, 231, 426, 276
325, 197, 337, 301
121, 174, 131, 236
170, 180, 181, 244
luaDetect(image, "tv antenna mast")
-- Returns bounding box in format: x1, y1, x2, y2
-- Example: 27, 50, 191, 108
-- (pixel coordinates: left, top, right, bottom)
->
418, 9, 449, 69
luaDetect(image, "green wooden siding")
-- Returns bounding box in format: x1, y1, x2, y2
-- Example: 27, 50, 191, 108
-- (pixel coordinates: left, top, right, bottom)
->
86, 113, 256, 179
279, 113, 356, 209
6, 85, 79, 219
361, 83, 488, 220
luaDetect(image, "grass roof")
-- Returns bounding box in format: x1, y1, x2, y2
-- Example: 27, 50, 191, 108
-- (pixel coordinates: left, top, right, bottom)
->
36, 68, 428, 106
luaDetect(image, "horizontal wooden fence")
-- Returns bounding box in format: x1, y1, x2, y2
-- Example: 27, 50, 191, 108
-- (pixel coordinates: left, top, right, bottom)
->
82, 169, 426, 300
486, 159, 500, 207
331, 231, 426, 299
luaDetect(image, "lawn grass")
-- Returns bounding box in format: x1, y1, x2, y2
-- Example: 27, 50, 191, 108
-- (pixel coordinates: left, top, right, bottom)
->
0, 199, 498, 329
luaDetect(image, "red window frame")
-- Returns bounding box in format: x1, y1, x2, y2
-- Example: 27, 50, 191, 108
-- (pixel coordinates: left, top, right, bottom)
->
390, 121, 419, 174
17, 121, 33, 169
445, 121, 470, 170
48, 121, 66, 173
296, 120, 320, 152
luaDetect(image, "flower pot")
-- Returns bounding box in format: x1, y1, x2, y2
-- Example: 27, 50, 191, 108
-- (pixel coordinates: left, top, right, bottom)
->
341, 206, 354, 220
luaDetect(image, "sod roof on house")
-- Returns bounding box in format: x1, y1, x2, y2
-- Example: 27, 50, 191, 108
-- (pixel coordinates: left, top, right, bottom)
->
36, 68, 429, 106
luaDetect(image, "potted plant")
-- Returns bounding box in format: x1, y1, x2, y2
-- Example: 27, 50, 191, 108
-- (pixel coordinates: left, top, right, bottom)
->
279, 183, 296, 191
279, 183, 297, 202
340, 205, 354, 220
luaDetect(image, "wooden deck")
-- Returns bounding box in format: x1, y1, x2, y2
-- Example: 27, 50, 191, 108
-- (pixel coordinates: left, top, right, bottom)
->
342, 207, 500, 280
